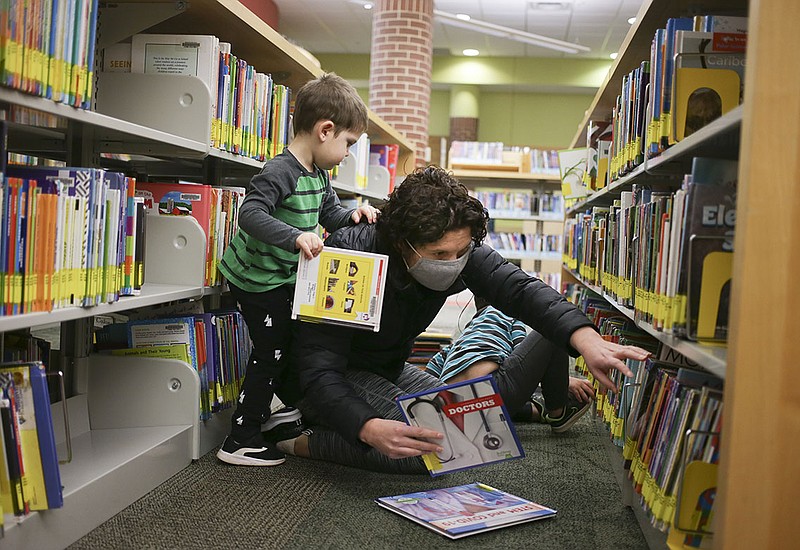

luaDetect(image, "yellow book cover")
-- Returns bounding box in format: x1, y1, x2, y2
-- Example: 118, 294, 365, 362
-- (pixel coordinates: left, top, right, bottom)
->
292, 246, 388, 332
667, 461, 717, 549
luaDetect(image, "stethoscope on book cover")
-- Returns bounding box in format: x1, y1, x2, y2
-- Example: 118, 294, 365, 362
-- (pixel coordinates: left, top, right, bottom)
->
404, 378, 522, 473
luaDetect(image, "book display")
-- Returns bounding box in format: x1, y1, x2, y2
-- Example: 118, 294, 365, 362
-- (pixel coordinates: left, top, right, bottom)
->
0, 0, 414, 545
376, 482, 556, 539
559, 0, 800, 547
396, 376, 524, 476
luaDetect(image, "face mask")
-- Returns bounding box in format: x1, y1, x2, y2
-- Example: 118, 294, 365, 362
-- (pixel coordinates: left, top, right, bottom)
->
404, 241, 472, 291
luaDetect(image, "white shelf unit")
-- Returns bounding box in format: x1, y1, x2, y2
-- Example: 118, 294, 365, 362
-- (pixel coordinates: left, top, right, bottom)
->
1, 214, 232, 548
0, 1, 414, 546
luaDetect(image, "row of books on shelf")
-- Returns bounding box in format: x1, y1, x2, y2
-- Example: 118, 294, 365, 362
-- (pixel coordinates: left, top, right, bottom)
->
0, 0, 98, 109
95, 304, 251, 421
449, 141, 560, 175
559, 14, 747, 199
563, 157, 736, 342
3, 164, 145, 313
486, 232, 562, 255
0, 159, 245, 315
101, 34, 292, 161
470, 189, 563, 219
567, 284, 721, 547
1, 361, 63, 520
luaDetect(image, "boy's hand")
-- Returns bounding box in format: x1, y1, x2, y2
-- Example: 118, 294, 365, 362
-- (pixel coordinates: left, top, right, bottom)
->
351, 205, 379, 224
568, 376, 595, 403
296, 232, 324, 259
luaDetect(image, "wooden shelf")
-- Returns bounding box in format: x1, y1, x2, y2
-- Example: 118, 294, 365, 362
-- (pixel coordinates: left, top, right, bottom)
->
487, 213, 564, 222
452, 169, 560, 183
494, 251, 561, 262
111, 0, 414, 167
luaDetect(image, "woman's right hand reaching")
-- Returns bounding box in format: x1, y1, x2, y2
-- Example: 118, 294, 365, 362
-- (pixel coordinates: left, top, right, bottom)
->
358, 418, 444, 459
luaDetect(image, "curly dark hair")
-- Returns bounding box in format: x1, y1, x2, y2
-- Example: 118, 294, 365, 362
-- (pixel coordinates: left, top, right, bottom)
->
377, 166, 488, 248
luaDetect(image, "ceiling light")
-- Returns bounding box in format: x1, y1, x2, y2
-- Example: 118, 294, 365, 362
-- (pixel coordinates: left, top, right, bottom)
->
530, 2, 571, 11
627, 17, 636, 24
434, 9, 590, 54
609, 52, 618, 59
463, 48, 480, 56
456, 13, 471, 21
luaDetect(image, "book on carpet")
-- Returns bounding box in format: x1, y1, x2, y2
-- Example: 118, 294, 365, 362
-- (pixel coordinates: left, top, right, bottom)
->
291, 246, 388, 332
396, 375, 524, 476
375, 482, 556, 539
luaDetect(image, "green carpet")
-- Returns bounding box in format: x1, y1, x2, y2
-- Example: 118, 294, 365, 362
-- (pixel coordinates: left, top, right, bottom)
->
69, 414, 647, 549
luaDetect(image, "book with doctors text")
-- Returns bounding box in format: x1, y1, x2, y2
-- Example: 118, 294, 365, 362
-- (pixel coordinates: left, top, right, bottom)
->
375, 482, 556, 539
291, 246, 388, 332
396, 375, 524, 476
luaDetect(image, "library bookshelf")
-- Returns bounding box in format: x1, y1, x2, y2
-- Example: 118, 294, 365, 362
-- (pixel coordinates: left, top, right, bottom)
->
0, 1, 413, 547
454, 170, 564, 286
563, 0, 800, 547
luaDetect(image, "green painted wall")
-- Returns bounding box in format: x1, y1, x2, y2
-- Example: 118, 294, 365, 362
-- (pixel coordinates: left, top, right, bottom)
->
429, 90, 451, 136
315, 53, 606, 149
478, 92, 594, 148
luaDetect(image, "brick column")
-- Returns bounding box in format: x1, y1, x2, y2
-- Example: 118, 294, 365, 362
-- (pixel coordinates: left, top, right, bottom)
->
369, 0, 433, 168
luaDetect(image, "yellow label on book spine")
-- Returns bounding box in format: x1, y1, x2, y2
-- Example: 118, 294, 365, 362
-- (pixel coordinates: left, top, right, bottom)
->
661, 113, 672, 143
623, 437, 636, 460
25, 273, 37, 312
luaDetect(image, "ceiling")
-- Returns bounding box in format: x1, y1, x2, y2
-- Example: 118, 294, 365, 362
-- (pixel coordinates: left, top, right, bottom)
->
270, 0, 644, 59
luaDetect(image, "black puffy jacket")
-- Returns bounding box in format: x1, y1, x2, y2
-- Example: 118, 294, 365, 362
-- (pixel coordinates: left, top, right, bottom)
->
290, 223, 596, 447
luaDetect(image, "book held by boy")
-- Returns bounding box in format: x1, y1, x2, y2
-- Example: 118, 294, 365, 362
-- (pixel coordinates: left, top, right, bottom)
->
396, 375, 524, 476
375, 482, 556, 539
291, 246, 388, 332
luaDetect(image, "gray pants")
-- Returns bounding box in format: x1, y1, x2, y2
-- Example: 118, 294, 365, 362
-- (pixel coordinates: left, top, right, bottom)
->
297, 330, 568, 474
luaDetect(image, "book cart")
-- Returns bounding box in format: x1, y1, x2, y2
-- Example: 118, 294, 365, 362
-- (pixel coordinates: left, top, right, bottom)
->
562, 0, 800, 547
0, 0, 413, 547
453, 170, 564, 288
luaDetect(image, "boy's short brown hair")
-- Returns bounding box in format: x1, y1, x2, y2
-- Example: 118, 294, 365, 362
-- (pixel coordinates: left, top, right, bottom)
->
292, 72, 369, 136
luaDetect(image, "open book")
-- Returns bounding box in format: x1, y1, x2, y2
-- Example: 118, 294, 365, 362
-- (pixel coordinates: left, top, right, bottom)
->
376, 482, 556, 539
396, 375, 524, 476
292, 246, 388, 331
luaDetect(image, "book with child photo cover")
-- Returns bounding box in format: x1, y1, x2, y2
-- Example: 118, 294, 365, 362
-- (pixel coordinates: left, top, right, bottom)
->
292, 246, 388, 331
396, 376, 524, 476
375, 482, 556, 539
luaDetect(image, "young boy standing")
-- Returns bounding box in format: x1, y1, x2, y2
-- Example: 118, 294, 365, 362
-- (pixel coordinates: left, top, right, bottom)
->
216, 73, 378, 466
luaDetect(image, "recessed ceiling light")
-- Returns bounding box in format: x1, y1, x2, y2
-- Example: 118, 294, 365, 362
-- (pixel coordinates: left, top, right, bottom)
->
364, 2, 373, 9
627, 17, 636, 24
609, 52, 618, 59
456, 13, 471, 21
463, 48, 480, 56
530, 2, 570, 11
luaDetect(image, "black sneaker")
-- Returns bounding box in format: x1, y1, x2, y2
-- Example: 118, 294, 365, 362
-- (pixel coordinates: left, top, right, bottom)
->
263, 406, 302, 431
216, 434, 286, 466
542, 397, 591, 433
263, 417, 305, 443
